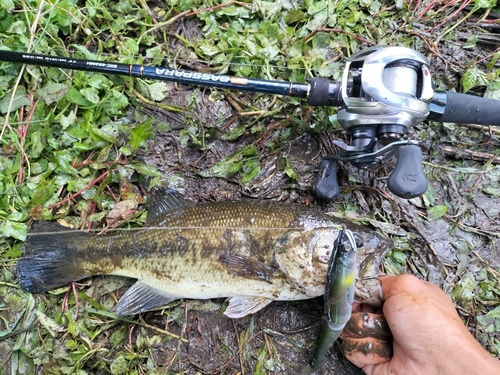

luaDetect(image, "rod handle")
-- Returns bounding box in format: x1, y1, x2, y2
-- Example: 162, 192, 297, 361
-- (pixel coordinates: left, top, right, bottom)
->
430, 90, 500, 126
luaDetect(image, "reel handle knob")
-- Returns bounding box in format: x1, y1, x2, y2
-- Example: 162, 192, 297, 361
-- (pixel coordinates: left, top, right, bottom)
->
312, 158, 340, 201
387, 145, 427, 198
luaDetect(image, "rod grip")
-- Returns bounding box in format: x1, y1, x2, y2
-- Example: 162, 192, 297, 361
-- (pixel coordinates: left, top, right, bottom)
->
439, 91, 500, 125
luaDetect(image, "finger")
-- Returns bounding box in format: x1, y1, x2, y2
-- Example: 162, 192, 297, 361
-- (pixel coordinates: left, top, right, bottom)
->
352, 301, 361, 313
360, 304, 381, 314
342, 312, 391, 338
342, 337, 393, 367
379, 274, 439, 301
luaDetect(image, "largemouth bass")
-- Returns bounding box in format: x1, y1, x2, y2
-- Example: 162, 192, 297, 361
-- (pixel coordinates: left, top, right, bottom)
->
18, 187, 391, 318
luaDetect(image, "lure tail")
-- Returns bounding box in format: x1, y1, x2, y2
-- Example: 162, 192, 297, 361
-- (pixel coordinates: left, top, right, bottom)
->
299, 364, 313, 375
17, 221, 91, 293
300, 318, 342, 375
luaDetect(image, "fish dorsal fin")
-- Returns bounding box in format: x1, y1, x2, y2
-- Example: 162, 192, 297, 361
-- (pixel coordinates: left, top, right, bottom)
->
115, 280, 177, 316
146, 187, 194, 224
224, 296, 274, 318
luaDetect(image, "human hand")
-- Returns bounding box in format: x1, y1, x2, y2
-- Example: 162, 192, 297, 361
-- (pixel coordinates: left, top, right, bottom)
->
341, 274, 500, 375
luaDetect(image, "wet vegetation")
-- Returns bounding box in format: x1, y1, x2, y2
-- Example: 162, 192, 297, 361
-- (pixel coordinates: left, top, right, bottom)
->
1, 0, 500, 374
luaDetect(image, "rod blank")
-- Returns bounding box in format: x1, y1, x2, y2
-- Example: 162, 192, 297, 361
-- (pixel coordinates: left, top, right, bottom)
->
0, 50, 311, 98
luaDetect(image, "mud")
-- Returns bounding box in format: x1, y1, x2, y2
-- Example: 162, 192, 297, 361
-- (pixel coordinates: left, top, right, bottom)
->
108, 299, 362, 375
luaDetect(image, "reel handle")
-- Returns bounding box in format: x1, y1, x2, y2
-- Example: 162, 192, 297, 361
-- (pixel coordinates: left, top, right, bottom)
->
311, 159, 340, 201
387, 145, 428, 198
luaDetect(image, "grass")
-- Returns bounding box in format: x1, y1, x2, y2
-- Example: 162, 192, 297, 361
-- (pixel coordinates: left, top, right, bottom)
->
1, 0, 500, 373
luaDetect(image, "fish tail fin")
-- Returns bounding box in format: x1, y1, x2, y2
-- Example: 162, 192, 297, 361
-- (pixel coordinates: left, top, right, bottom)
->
17, 221, 91, 293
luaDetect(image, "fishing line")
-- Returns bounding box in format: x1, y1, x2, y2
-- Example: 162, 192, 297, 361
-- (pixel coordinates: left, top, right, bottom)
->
25, 225, 343, 236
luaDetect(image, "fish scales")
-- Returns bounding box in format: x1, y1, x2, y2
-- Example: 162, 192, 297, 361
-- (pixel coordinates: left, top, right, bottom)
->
18, 188, 392, 318
83, 202, 297, 295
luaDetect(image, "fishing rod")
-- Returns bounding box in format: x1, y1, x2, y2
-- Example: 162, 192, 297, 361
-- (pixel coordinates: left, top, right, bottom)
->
1, 46, 500, 200
0, 49, 343, 106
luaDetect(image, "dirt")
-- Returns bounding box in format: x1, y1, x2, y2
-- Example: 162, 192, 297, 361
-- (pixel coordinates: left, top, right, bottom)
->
122, 300, 361, 375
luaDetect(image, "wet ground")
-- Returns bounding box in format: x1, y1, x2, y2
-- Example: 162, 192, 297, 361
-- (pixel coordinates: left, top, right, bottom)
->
1, 5, 500, 375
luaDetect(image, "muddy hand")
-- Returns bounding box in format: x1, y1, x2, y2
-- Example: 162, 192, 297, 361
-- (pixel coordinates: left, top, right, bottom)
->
342, 275, 500, 375
341, 308, 393, 365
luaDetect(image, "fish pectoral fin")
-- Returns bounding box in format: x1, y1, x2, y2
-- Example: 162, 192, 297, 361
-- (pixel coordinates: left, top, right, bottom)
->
219, 254, 275, 284
115, 281, 177, 316
224, 296, 274, 318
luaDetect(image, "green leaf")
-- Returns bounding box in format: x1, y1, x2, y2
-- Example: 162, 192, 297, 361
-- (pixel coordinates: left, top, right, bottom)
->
285, 9, 306, 24
110, 354, 130, 375
477, 306, 500, 333
130, 162, 161, 177
461, 67, 490, 93
36, 82, 69, 105
201, 145, 258, 179
30, 129, 47, 158
0, 220, 27, 240
88, 74, 110, 89
130, 120, 154, 152
242, 159, 260, 183
105, 89, 129, 115
422, 181, 436, 207
6, 20, 26, 34
2, 244, 21, 258
198, 42, 220, 56
463, 35, 478, 49
66, 123, 89, 140
31, 178, 56, 205
60, 111, 77, 129
147, 82, 168, 102
66, 86, 89, 106
427, 205, 447, 221
359, 0, 374, 6
80, 87, 100, 104
222, 124, 246, 141
484, 78, 500, 100
35, 310, 65, 337
0, 87, 31, 113
254, 0, 282, 21
0, 0, 15, 11
476, 0, 497, 9
284, 157, 298, 181
91, 123, 119, 144
483, 186, 500, 197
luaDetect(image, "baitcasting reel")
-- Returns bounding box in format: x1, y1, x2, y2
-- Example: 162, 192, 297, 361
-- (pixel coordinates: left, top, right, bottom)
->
311, 46, 434, 201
